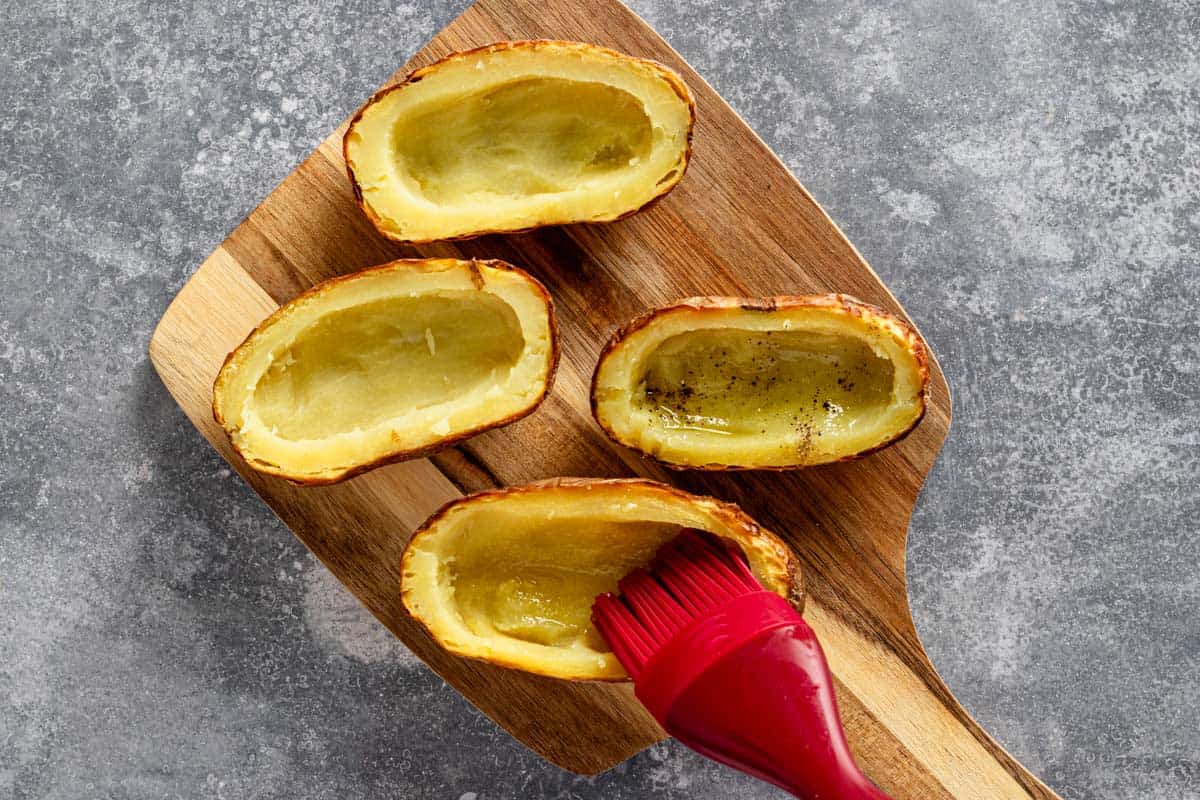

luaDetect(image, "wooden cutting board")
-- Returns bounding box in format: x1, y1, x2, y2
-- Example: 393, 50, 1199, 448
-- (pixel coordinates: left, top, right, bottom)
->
149, 0, 1060, 796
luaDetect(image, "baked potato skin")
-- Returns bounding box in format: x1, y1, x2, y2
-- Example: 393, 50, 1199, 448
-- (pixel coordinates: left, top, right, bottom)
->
212, 258, 560, 486
590, 294, 931, 471
400, 477, 805, 681
343, 40, 696, 244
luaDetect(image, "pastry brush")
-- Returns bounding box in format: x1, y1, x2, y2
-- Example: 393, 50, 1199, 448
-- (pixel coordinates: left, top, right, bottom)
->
592, 530, 892, 799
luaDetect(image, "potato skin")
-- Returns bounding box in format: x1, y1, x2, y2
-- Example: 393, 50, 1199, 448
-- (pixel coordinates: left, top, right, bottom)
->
590, 294, 931, 471
400, 477, 805, 681
212, 258, 559, 486
343, 40, 696, 244
407, 477, 806, 614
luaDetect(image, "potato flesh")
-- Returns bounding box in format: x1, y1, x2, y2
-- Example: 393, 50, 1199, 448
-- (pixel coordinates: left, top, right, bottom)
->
635, 328, 895, 441
392, 78, 654, 204
449, 515, 683, 652
402, 481, 799, 679
251, 292, 523, 440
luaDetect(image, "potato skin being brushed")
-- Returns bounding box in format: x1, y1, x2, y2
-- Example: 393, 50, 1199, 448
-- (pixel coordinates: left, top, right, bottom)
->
401, 477, 803, 681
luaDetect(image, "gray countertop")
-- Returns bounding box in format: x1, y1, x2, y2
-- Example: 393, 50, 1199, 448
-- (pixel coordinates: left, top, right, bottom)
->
2, 1, 1197, 798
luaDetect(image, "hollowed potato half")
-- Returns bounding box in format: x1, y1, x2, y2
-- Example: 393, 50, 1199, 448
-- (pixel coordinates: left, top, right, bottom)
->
401, 478, 802, 681
213, 258, 557, 485
592, 295, 929, 470
344, 40, 694, 242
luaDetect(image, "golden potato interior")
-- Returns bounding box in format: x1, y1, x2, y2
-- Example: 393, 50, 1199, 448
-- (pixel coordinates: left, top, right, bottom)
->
212, 259, 555, 484
251, 293, 524, 440
450, 515, 683, 652
345, 41, 693, 242
636, 328, 895, 440
592, 297, 928, 469
401, 480, 799, 681
392, 78, 655, 204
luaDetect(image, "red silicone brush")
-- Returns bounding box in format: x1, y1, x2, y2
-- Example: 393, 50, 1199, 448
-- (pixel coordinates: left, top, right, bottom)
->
592, 530, 892, 800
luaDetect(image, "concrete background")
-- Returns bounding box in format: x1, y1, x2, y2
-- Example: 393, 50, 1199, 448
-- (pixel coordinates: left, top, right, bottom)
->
2, 0, 1197, 797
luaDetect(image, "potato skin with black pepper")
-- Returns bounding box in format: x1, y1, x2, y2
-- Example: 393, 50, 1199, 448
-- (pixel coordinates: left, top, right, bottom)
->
590, 295, 929, 470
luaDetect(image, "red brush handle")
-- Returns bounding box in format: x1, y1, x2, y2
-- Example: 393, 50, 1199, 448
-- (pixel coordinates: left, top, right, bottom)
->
634, 594, 893, 800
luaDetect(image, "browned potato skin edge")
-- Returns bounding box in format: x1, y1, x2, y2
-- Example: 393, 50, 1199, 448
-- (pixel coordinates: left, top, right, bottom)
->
342, 40, 697, 244
211, 258, 560, 486
589, 294, 932, 471
399, 477, 805, 682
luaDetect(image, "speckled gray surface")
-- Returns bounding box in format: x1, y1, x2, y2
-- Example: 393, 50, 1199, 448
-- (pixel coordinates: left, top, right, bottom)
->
2, 0, 1197, 798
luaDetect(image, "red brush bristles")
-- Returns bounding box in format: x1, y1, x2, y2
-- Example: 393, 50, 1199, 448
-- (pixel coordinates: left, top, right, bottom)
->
591, 529, 764, 678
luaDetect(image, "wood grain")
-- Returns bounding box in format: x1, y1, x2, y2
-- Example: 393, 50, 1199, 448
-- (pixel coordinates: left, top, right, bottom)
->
148, 0, 1060, 796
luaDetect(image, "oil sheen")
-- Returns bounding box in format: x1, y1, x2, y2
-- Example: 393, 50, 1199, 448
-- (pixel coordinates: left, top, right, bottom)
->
450, 518, 683, 651
636, 328, 895, 441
